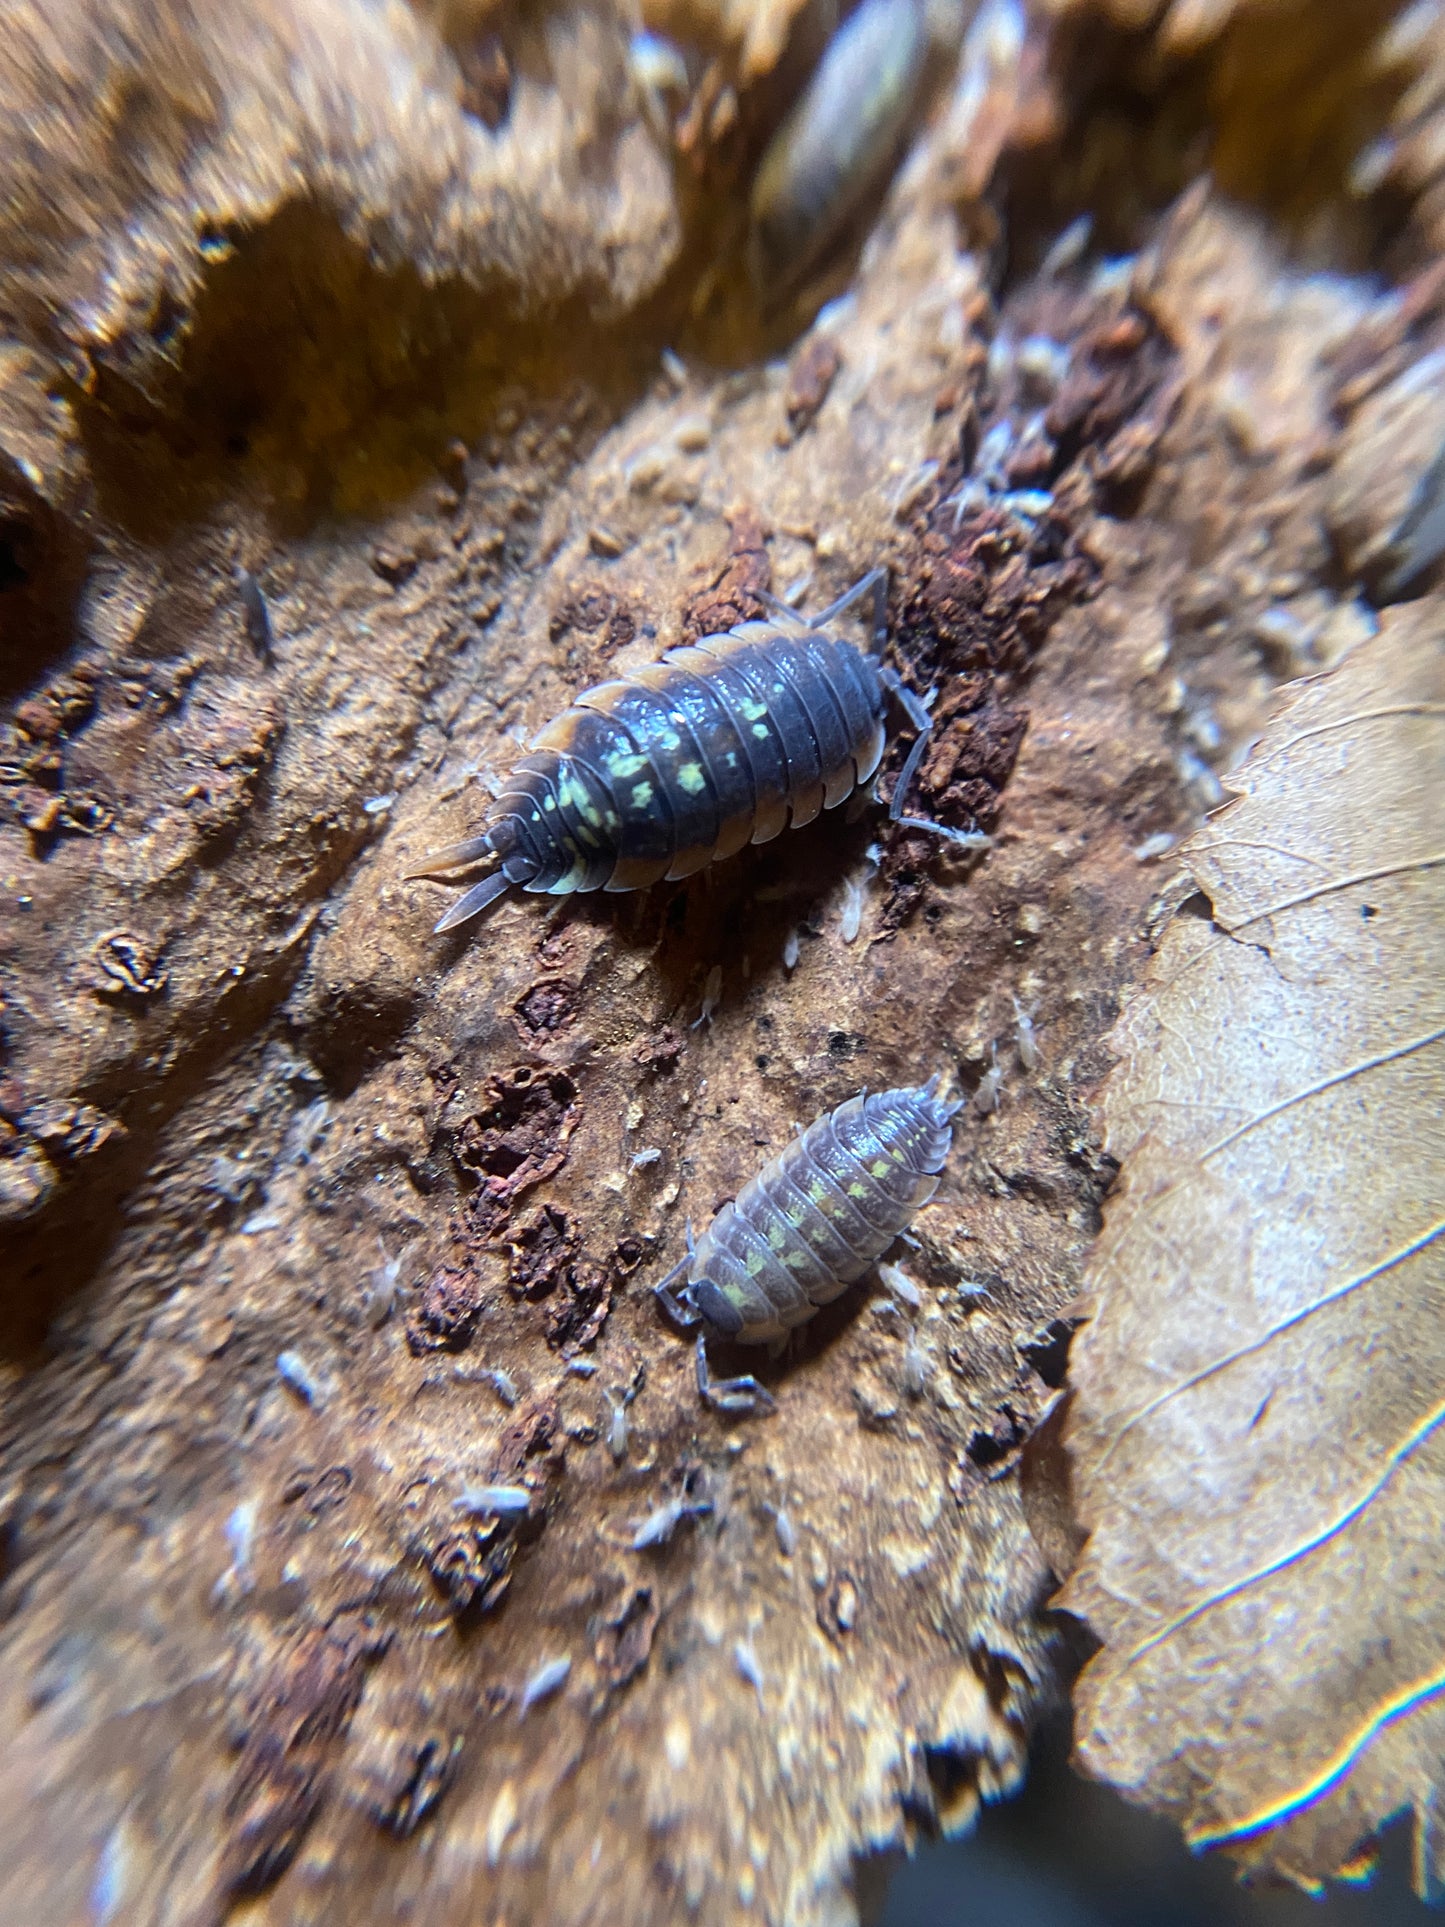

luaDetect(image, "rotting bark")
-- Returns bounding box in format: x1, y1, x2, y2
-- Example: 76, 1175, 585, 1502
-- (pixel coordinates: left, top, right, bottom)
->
0, 3, 1441, 1925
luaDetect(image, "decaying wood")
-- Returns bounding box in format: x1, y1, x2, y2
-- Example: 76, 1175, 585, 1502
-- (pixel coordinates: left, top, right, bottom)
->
0, 1, 1439, 1922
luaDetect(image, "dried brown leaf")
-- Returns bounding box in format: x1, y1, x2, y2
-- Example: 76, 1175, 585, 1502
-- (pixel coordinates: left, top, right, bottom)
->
1062, 604, 1445, 1896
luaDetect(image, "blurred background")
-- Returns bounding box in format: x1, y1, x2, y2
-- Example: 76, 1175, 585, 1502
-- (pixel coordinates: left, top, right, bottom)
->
878, 1719, 1434, 1925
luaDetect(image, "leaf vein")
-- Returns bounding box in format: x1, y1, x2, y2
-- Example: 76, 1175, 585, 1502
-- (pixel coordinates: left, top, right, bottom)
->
1188, 1660, 1445, 1851
1198, 1029, 1445, 1164
1124, 1396, 1445, 1668
1228, 853, 1445, 935
1090, 1219, 1445, 1471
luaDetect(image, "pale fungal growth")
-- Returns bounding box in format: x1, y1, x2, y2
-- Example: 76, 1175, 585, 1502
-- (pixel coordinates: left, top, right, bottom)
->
1177, 747, 1227, 813
604, 1388, 631, 1464
839, 873, 866, 943
974, 1045, 1003, 1116
892, 459, 939, 520
1133, 831, 1178, 862
1016, 334, 1070, 395
901, 1330, 930, 1398
455, 1484, 533, 1519
782, 929, 800, 971
628, 1146, 662, 1173
215, 1499, 258, 1600
364, 1239, 403, 1328
1012, 995, 1039, 1073
238, 1211, 281, 1235
691, 965, 723, 1030
486, 1367, 519, 1408
733, 1639, 765, 1707
276, 1350, 322, 1406
518, 1655, 571, 1718
630, 1496, 712, 1551
362, 793, 396, 816
878, 1261, 923, 1309
1040, 212, 1093, 278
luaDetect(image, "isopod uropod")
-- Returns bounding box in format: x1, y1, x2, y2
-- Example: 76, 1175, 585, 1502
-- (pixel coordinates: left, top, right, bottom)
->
655, 1076, 959, 1414
409, 569, 980, 932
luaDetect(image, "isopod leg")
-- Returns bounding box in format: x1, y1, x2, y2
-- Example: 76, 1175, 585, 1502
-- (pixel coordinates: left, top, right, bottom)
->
695, 1337, 776, 1418
755, 590, 810, 629
653, 1235, 700, 1330
813, 565, 888, 642
880, 668, 992, 849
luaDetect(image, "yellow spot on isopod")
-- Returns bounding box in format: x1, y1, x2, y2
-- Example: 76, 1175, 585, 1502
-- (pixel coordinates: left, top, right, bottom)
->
745, 1249, 764, 1275
848, 1182, 867, 1198
676, 762, 706, 795
631, 782, 654, 808
753, 724, 770, 739
870, 1159, 892, 1177
767, 1224, 787, 1249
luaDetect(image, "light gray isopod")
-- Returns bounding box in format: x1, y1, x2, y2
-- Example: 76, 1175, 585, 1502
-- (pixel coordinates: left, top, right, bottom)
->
655, 1076, 958, 1414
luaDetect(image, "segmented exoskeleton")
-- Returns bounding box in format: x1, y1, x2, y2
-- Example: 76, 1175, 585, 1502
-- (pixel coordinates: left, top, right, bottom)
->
655, 1077, 959, 1414
409, 570, 982, 933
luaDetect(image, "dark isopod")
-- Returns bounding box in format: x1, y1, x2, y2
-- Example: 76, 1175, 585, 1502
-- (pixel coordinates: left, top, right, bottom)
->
409, 569, 982, 933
